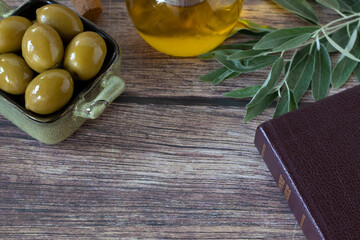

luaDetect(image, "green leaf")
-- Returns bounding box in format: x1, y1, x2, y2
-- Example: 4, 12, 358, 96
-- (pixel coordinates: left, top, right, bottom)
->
273, 89, 289, 118
215, 41, 258, 50
338, 0, 353, 12
198, 49, 239, 60
287, 54, 315, 102
214, 54, 278, 73
244, 92, 277, 122
273, 88, 298, 117
198, 41, 258, 59
271, 0, 319, 24
288, 90, 299, 112
322, 28, 360, 62
326, 23, 357, 53
254, 27, 319, 50
197, 52, 217, 60
229, 19, 276, 37
352, 2, 360, 12
291, 45, 312, 70
247, 58, 284, 107
344, 28, 358, 51
353, 63, 360, 83
312, 43, 331, 101
238, 19, 276, 33
212, 71, 240, 85
227, 49, 268, 60
342, 0, 358, 4
199, 67, 228, 82
331, 31, 360, 88
223, 85, 262, 98
273, 32, 312, 51
314, 0, 340, 10
199, 67, 240, 85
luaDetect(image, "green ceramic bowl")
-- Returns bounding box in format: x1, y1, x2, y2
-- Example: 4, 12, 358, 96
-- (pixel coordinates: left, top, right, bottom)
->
0, 0, 125, 144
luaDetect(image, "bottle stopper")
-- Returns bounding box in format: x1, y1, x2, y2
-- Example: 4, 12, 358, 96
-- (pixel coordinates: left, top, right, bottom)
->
70, 0, 103, 21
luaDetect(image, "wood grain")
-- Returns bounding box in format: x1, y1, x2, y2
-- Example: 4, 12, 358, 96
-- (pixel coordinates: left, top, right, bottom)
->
0, 0, 357, 239
0, 102, 305, 239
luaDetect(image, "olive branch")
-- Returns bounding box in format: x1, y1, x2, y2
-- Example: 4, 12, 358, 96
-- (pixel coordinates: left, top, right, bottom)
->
199, 0, 360, 122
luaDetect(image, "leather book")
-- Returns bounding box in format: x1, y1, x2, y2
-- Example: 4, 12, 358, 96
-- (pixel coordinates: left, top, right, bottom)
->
255, 85, 360, 240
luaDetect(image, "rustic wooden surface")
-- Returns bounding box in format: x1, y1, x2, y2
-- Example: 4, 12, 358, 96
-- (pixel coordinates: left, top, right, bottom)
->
0, 0, 356, 239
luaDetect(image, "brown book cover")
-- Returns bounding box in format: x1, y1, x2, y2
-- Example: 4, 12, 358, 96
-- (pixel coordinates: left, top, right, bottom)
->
255, 86, 360, 240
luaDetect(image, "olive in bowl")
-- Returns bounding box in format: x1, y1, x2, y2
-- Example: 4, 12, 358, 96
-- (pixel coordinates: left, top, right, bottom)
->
36, 3, 84, 42
0, 16, 32, 53
64, 31, 107, 81
25, 69, 74, 115
22, 23, 64, 73
0, 53, 33, 95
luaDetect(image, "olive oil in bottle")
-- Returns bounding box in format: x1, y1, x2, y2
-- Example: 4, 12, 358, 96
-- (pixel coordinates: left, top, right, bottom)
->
126, 0, 243, 57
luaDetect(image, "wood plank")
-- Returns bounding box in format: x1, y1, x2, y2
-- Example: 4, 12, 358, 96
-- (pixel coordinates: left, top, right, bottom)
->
0, 102, 305, 239
1, 0, 354, 239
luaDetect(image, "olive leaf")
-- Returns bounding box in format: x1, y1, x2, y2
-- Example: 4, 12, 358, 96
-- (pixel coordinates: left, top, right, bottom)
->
288, 90, 299, 112
216, 41, 258, 50
200, 67, 229, 82
272, 32, 313, 51
228, 19, 275, 37
344, 28, 358, 51
214, 40, 258, 50
198, 49, 239, 60
237, 19, 276, 33
223, 85, 262, 98
227, 49, 268, 60
199, 67, 240, 85
342, 0, 360, 11
290, 45, 311, 70
342, 0, 358, 5
198, 41, 258, 60
322, 28, 360, 62
312, 43, 331, 101
331, 31, 360, 88
314, 0, 340, 10
326, 23, 357, 53
253, 27, 319, 50
272, 86, 299, 117
338, 0, 353, 12
247, 57, 284, 107
211, 71, 240, 85
244, 92, 277, 122
352, 2, 360, 12
214, 54, 278, 73
287, 54, 315, 102
273, 89, 289, 118
270, 0, 319, 24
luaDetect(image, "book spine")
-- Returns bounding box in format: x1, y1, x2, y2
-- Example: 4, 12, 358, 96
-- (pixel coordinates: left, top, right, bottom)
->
255, 125, 325, 240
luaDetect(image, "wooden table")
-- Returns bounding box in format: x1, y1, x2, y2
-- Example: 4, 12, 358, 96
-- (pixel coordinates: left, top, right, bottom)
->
1, 0, 355, 239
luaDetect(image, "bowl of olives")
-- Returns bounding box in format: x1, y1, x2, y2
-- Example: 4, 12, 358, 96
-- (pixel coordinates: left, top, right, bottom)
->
0, 0, 125, 144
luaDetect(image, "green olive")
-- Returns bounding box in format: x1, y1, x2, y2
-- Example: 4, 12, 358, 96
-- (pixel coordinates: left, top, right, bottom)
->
36, 4, 84, 42
22, 23, 64, 73
0, 16, 32, 53
0, 53, 34, 95
25, 69, 74, 115
64, 31, 107, 81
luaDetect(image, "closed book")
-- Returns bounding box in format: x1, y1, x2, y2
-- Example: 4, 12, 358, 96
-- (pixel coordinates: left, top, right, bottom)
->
255, 86, 360, 239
